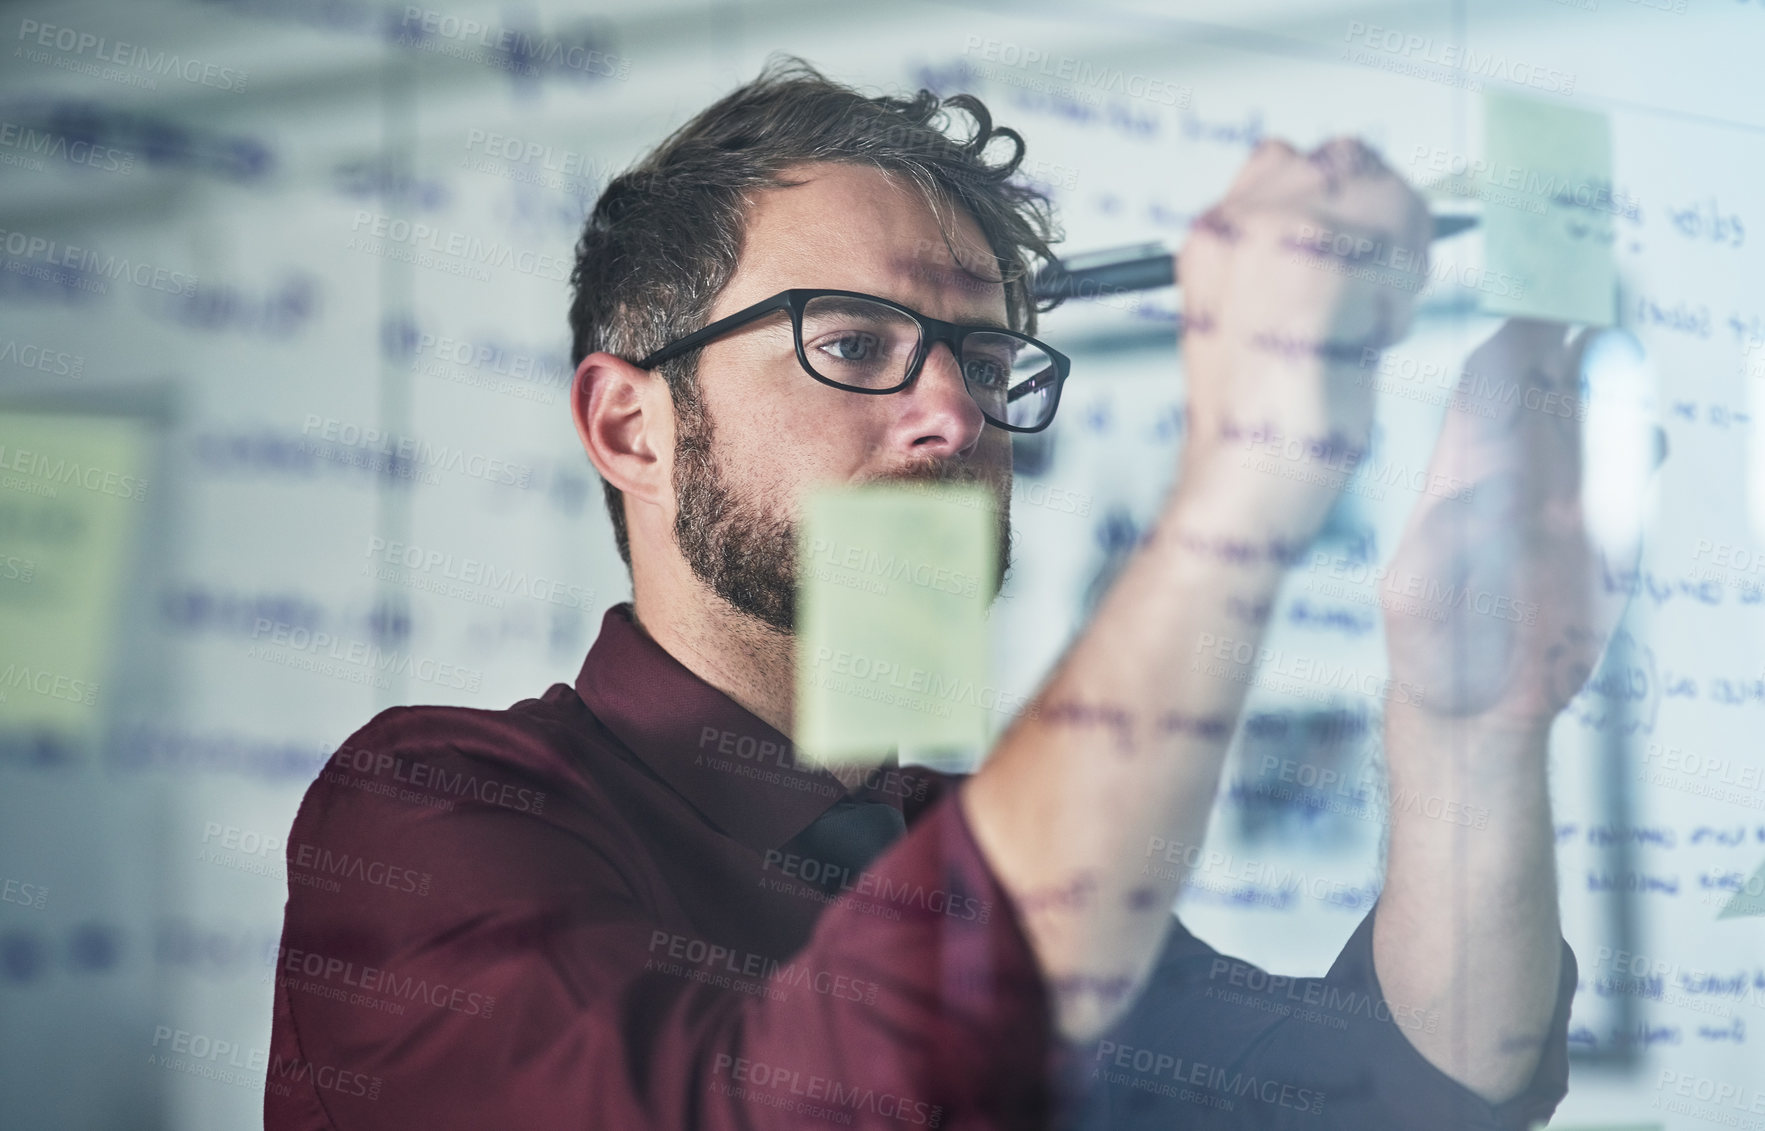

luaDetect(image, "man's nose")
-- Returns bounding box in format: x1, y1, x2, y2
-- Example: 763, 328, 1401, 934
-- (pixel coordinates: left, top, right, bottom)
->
904, 340, 987, 457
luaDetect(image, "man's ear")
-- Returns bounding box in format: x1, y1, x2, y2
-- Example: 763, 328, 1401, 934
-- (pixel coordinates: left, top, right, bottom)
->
571, 352, 671, 507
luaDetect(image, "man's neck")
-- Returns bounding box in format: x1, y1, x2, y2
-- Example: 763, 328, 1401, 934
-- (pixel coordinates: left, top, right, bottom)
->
628, 565, 899, 788
630, 577, 797, 739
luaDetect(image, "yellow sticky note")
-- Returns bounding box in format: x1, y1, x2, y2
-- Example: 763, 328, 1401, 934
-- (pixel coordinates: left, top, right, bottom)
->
1718, 857, 1765, 919
795, 482, 996, 767
1481, 92, 1617, 325
0, 411, 151, 748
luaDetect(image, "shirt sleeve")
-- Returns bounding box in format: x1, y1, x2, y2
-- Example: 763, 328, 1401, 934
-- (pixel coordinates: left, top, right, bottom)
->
264, 710, 1058, 1131
1062, 902, 1578, 1130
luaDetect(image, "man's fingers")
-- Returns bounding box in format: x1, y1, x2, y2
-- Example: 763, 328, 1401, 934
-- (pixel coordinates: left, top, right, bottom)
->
1225, 138, 1301, 197
1451, 319, 1570, 425
1306, 137, 1390, 190
1175, 205, 1238, 445
1372, 273, 1418, 351
1407, 320, 1569, 498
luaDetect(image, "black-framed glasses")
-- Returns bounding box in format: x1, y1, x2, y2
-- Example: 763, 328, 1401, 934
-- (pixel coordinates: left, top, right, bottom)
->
634, 288, 1072, 433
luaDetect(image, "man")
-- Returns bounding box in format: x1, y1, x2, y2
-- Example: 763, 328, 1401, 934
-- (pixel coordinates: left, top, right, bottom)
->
266, 57, 1622, 1128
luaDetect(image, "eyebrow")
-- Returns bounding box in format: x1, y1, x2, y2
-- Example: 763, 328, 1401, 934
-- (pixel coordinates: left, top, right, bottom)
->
886, 258, 1012, 329
952, 310, 1014, 332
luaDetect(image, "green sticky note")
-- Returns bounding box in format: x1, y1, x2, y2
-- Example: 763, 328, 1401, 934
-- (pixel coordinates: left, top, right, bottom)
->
1481, 91, 1617, 325
0, 411, 151, 748
795, 482, 996, 767
1718, 856, 1765, 919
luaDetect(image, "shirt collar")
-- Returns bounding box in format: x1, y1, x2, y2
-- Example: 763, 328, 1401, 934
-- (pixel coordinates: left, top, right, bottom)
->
574, 602, 904, 853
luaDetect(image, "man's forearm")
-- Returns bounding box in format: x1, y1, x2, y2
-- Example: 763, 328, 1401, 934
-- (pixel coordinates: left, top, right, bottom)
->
961, 475, 1310, 1041
1372, 711, 1564, 1104
954, 131, 1428, 1046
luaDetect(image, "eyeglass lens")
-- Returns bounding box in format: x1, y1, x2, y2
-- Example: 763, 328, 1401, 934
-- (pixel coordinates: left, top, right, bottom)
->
799, 295, 1058, 430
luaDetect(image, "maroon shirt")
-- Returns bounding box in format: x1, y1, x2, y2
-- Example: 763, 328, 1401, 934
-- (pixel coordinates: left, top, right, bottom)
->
264, 602, 1575, 1130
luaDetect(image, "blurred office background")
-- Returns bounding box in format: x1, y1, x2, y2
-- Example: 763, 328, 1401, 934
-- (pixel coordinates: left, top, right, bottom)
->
1, 0, 1760, 1125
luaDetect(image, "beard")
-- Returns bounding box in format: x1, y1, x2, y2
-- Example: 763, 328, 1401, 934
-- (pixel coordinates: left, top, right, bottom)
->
671, 394, 1013, 635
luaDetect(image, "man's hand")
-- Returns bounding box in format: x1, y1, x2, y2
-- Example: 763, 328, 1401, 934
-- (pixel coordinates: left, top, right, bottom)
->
963, 136, 1440, 1044
1178, 137, 1432, 539
1372, 317, 1664, 1102
1382, 319, 1661, 730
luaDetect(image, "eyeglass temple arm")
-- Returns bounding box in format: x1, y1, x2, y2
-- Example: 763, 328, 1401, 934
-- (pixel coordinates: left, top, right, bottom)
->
1005, 365, 1062, 404
635, 293, 794, 369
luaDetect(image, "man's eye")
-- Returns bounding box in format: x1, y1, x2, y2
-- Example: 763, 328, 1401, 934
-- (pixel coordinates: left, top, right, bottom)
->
964, 358, 1009, 388
818, 332, 880, 362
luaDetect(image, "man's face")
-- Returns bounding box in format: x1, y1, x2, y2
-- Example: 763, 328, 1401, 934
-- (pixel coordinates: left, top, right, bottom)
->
669, 161, 1016, 634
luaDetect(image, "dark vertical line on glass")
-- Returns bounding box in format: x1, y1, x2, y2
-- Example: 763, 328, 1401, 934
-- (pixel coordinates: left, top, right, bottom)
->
374, 40, 416, 709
